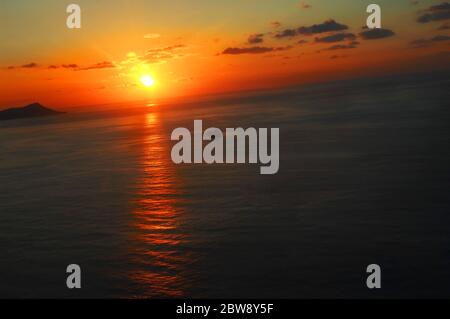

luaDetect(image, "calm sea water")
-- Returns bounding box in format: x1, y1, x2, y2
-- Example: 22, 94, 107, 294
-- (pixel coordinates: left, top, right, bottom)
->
1, 72, 450, 298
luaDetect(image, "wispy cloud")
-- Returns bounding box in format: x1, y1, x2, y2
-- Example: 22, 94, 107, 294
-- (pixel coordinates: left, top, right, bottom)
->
359, 28, 395, 40
248, 33, 265, 44
315, 32, 356, 43
299, 2, 312, 9
144, 33, 161, 39
4, 62, 38, 70
270, 21, 282, 28
4, 61, 114, 71
142, 45, 186, 64
221, 46, 292, 55
330, 54, 349, 59
75, 61, 116, 71
410, 34, 450, 47
48, 64, 79, 69
117, 45, 188, 67
324, 41, 359, 51
22, 62, 38, 68
275, 19, 348, 38
417, 2, 450, 23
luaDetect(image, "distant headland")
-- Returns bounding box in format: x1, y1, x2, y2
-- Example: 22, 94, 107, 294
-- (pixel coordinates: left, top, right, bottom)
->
0, 103, 65, 121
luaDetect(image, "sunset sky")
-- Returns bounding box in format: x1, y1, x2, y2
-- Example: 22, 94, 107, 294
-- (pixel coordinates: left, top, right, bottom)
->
0, 0, 449, 109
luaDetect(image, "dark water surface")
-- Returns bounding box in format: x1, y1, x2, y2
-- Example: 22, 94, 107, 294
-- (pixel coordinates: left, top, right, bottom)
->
1, 72, 449, 298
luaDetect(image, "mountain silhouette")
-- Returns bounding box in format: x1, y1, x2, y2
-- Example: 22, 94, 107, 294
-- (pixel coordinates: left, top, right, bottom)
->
0, 103, 65, 121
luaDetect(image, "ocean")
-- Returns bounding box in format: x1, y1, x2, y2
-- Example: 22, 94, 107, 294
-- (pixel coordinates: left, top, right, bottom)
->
1, 71, 449, 298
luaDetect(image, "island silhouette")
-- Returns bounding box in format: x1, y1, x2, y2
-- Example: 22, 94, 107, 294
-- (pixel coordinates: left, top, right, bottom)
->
0, 103, 65, 121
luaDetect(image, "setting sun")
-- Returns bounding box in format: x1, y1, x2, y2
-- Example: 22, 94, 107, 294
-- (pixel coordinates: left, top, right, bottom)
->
140, 75, 155, 87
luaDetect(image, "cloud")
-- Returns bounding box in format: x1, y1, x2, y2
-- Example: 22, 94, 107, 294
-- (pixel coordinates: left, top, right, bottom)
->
315, 32, 356, 43
21, 62, 38, 68
144, 33, 161, 39
271, 21, 281, 28
417, 2, 450, 23
148, 44, 186, 52
297, 39, 308, 45
359, 28, 395, 40
410, 34, 450, 47
142, 45, 186, 64
117, 45, 188, 67
275, 19, 348, 38
48, 64, 79, 69
63, 64, 79, 69
275, 29, 298, 38
429, 2, 450, 11
299, 2, 312, 9
298, 19, 348, 35
221, 46, 291, 55
248, 33, 265, 44
324, 41, 359, 50
439, 22, 450, 29
330, 54, 348, 59
4, 61, 112, 71
4, 62, 38, 70
76, 61, 116, 71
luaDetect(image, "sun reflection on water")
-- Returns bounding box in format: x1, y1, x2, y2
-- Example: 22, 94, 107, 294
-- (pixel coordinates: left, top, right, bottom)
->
129, 111, 190, 298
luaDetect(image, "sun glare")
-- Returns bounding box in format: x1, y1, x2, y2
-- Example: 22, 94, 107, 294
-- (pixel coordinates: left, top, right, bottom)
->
140, 75, 155, 87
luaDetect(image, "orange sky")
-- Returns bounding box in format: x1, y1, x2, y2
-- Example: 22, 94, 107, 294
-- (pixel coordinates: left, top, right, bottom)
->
0, 0, 449, 109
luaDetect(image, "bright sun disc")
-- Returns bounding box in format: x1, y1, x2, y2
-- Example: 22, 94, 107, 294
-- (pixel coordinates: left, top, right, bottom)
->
140, 75, 155, 87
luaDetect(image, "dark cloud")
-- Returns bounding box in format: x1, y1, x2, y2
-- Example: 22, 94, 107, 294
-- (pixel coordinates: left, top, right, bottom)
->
221, 46, 291, 55
248, 33, 265, 44
359, 28, 395, 40
315, 32, 356, 43
275, 28, 298, 38
438, 22, 450, 29
62, 64, 79, 69
417, 2, 450, 23
5, 61, 107, 71
330, 54, 348, 59
298, 19, 348, 35
299, 2, 312, 9
271, 21, 281, 28
325, 42, 359, 51
48, 64, 79, 69
410, 34, 450, 47
4, 62, 38, 70
21, 62, 38, 68
297, 39, 308, 45
431, 2, 450, 9
275, 19, 348, 38
76, 61, 116, 71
